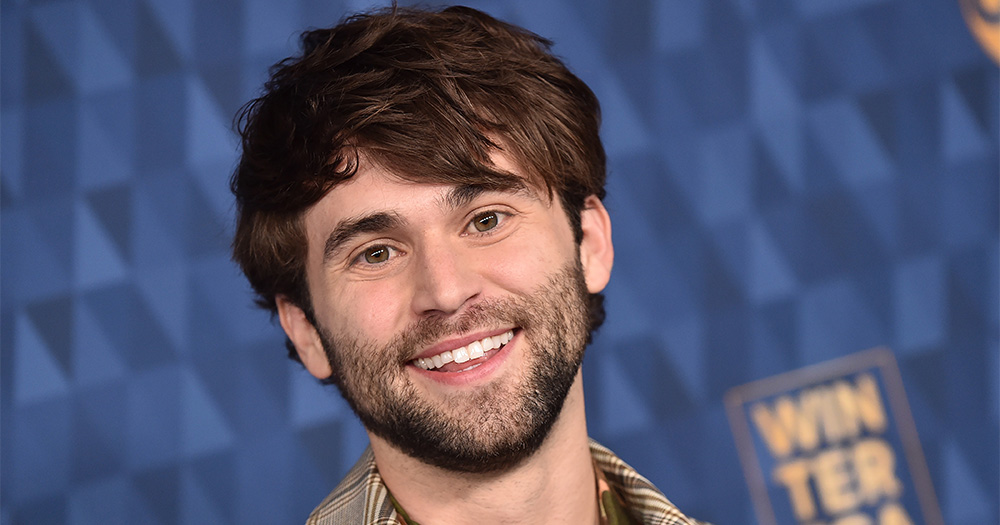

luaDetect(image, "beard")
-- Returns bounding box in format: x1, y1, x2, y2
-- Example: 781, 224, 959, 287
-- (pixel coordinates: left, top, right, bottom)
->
316, 260, 592, 474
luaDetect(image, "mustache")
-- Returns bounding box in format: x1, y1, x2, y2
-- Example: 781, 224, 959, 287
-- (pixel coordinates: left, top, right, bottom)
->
388, 296, 533, 362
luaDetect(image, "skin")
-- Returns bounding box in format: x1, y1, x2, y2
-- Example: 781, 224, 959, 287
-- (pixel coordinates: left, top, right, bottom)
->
277, 152, 614, 524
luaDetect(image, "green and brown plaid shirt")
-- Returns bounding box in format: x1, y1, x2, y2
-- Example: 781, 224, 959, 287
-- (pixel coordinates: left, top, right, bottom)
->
305, 440, 701, 525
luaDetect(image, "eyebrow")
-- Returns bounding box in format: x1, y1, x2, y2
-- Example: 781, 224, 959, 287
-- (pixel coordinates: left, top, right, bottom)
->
441, 180, 532, 209
323, 212, 404, 262
442, 184, 488, 210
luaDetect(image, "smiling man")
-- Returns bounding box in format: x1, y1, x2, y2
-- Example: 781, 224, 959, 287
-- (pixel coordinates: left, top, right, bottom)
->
231, 5, 700, 525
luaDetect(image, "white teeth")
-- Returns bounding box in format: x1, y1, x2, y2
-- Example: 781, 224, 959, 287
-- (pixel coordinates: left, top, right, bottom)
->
468, 340, 484, 359
413, 330, 514, 371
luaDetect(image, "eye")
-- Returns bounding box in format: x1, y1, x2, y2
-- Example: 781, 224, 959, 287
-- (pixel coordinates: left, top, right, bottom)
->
361, 245, 393, 264
468, 211, 502, 233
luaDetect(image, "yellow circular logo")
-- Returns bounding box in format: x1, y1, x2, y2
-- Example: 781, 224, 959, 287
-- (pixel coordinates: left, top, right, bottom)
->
959, 0, 1000, 64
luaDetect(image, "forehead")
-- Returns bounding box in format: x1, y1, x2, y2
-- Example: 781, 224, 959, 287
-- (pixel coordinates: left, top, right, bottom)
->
312, 150, 547, 214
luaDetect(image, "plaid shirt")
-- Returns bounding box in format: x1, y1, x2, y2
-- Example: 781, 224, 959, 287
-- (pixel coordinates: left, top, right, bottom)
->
305, 440, 702, 525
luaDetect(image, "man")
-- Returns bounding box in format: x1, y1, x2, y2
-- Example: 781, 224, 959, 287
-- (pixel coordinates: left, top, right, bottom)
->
231, 5, 701, 524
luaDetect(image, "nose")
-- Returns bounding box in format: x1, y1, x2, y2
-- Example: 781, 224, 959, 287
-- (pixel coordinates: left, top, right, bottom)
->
409, 239, 482, 316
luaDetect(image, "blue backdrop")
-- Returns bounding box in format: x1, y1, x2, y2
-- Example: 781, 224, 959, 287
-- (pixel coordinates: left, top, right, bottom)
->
2, 0, 997, 523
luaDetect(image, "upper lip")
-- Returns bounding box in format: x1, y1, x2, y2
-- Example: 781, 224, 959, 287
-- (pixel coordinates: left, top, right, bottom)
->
409, 328, 516, 361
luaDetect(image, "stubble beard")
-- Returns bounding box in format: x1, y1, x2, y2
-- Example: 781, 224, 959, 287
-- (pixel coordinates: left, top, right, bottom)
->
316, 261, 592, 474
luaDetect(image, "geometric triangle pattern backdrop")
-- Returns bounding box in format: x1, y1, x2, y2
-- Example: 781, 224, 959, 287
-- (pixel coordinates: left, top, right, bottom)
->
2, 0, 997, 523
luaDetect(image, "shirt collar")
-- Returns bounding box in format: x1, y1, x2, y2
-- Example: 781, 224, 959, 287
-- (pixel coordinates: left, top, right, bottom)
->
387, 444, 639, 525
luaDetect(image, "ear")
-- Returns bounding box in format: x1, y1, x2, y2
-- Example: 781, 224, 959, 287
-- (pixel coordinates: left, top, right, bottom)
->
275, 295, 333, 380
578, 195, 614, 294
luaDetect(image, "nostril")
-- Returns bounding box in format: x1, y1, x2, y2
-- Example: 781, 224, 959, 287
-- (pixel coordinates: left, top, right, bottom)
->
411, 256, 483, 316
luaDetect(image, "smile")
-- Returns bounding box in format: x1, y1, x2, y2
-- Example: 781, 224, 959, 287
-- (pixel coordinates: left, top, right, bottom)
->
412, 330, 515, 371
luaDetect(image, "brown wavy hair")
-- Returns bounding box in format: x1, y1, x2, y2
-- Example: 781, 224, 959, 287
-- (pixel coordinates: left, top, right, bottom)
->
231, 5, 607, 361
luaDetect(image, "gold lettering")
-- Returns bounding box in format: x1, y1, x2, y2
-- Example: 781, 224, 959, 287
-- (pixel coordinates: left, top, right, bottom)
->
854, 438, 902, 504
750, 396, 817, 458
773, 459, 817, 520
833, 514, 872, 525
832, 374, 888, 443
752, 396, 820, 457
814, 448, 859, 515
852, 374, 888, 433
878, 502, 914, 525
756, 374, 901, 524
833, 380, 861, 440
801, 387, 836, 450
753, 375, 886, 457
751, 399, 791, 457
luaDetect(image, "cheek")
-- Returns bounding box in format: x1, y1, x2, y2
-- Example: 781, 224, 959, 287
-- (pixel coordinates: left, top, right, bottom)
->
481, 225, 576, 293
326, 282, 411, 342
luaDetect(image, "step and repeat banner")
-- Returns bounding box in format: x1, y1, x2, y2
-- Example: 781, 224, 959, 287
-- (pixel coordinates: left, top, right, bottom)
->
727, 348, 942, 524
2, 0, 997, 523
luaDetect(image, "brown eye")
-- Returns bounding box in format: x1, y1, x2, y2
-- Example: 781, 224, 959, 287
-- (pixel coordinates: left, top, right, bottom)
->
363, 246, 390, 264
472, 212, 499, 232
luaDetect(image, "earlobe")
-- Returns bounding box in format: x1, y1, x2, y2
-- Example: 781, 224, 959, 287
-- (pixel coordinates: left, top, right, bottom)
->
275, 295, 333, 380
577, 195, 614, 294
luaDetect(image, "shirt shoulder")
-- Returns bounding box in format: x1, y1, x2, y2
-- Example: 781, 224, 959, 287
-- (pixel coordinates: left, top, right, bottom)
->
589, 439, 711, 525
305, 447, 402, 525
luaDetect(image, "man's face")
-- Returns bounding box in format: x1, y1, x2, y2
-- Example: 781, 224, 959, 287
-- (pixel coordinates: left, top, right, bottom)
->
282, 153, 611, 472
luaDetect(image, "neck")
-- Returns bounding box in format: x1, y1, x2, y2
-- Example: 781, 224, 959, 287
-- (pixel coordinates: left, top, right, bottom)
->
369, 371, 597, 525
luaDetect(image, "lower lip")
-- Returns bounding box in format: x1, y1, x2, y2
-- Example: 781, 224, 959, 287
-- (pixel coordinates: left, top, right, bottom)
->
409, 331, 519, 387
